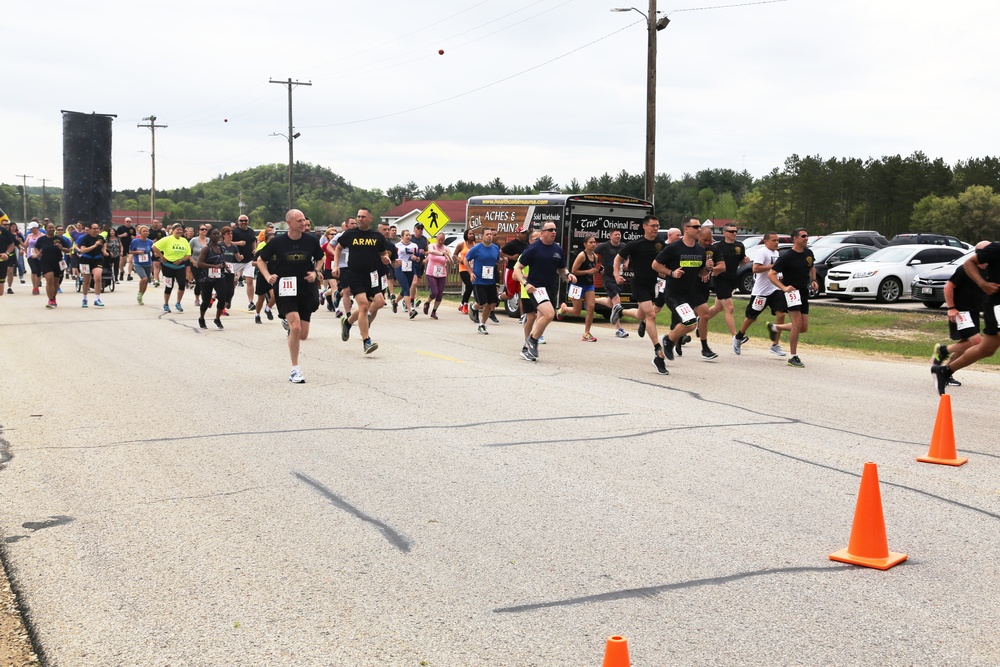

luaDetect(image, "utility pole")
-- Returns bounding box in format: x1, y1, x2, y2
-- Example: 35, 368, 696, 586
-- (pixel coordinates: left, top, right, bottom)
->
40, 178, 49, 219
645, 0, 657, 205
238, 190, 245, 218
15, 174, 32, 225
269, 77, 312, 212
138, 116, 167, 225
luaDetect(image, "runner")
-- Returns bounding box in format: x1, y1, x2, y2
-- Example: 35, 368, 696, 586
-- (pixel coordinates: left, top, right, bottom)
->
33, 221, 70, 308
75, 222, 107, 308
733, 232, 786, 357
767, 227, 817, 368
334, 208, 392, 354
217, 225, 241, 316
129, 225, 154, 305
102, 223, 122, 295
500, 226, 529, 304
115, 217, 135, 281
194, 228, 228, 329
152, 223, 192, 313
929, 242, 990, 388
0, 223, 14, 298
653, 216, 713, 369
230, 216, 257, 311
466, 228, 502, 334
595, 229, 629, 338
513, 222, 576, 361
320, 227, 338, 311
692, 226, 720, 360
408, 222, 429, 308
614, 216, 669, 372
701, 223, 748, 350
454, 229, 477, 314
253, 230, 277, 324
378, 221, 398, 318
556, 233, 601, 341
148, 219, 167, 286
255, 210, 323, 382
189, 225, 209, 307
331, 218, 357, 317
395, 230, 418, 317
22, 221, 44, 296
424, 233, 453, 320
931, 241, 1000, 394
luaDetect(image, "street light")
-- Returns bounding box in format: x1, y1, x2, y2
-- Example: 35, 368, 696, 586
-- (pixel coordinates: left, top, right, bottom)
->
612, 3, 669, 204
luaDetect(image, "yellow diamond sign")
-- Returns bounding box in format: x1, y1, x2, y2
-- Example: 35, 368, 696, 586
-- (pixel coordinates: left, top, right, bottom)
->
416, 202, 450, 237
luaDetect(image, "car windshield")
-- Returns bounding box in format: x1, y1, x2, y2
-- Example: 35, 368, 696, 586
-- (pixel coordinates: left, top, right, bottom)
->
861, 247, 916, 263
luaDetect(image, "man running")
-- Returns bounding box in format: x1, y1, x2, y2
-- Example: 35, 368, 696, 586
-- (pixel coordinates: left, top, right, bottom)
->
702, 223, 748, 351
75, 222, 107, 308
334, 208, 392, 354
931, 241, 1000, 394
653, 216, 712, 368
466, 228, 503, 334
513, 221, 576, 361
767, 227, 817, 368
148, 218, 167, 286
595, 229, 629, 338
33, 221, 70, 308
231, 215, 258, 311
614, 216, 669, 372
255, 209, 324, 383
733, 232, 786, 356
929, 242, 990, 388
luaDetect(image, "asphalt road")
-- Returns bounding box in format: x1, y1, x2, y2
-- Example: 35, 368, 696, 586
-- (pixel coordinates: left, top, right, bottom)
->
1, 286, 998, 666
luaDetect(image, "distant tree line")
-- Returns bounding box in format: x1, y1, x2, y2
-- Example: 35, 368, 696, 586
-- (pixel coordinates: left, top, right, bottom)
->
4, 154, 1000, 240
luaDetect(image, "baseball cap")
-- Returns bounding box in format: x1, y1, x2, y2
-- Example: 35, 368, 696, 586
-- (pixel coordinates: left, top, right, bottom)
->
27, 221, 39, 229
414, 222, 424, 229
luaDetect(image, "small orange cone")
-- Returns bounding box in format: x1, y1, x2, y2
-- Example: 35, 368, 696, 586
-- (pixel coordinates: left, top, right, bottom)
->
917, 394, 968, 466
602, 635, 630, 667
829, 462, 907, 570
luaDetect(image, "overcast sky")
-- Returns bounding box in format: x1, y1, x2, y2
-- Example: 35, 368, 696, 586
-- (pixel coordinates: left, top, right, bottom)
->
6, 0, 999, 196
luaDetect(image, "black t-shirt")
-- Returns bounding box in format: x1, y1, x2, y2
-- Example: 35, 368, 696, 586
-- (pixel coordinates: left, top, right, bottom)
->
771, 247, 815, 292
619, 237, 664, 288
384, 241, 399, 276
231, 226, 257, 261
595, 241, 623, 272
517, 240, 567, 291
0, 228, 14, 255
337, 228, 391, 275
34, 235, 69, 265
712, 240, 746, 282
655, 240, 707, 296
77, 233, 105, 259
256, 232, 323, 280
948, 265, 984, 312
975, 242, 1000, 305
411, 234, 429, 264
221, 243, 241, 265
501, 238, 527, 265
149, 228, 167, 242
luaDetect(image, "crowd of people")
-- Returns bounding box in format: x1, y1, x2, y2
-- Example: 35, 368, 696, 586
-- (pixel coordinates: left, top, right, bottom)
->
3, 210, 999, 391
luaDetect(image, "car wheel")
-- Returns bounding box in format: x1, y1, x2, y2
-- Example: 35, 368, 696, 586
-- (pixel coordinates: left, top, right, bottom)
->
835, 296, 853, 302
504, 293, 520, 318
922, 301, 943, 309
875, 276, 902, 303
740, 271, 755, 294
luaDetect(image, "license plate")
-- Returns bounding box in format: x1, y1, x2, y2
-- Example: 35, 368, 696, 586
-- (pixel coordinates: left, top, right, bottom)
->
921, 287, 933, 295
828, 282, 839, 291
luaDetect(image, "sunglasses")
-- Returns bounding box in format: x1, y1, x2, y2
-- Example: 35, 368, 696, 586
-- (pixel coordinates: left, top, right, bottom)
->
724, 229, 737, 233
686, 225, 701, 229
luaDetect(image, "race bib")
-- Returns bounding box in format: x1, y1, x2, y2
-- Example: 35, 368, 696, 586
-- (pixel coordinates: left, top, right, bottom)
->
482, 266, 494, 280
80, 264, 90, 275
401, 260, 412, 272
208, 268, 222, 279
785, 289, 802, 307
956, 311, 975, 330
370, 270, 379, 288
278, 276, 297, 297
432, 265, 446, 278
675, 302, 697, 325
165, 277, 173, 288
225, 262, 234, 273
58, 260, 67, 271
655, 278, 666, 297
380, 274, 388, 290
751, 295, 767, 312
533, 286, 550, 303
137, 253, 149, 263
568, 284, 583, 300
994, 305, 1000, 325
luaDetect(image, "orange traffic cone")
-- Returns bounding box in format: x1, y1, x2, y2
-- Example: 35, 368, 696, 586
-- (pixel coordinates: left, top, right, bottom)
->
917, 394, 968, 466
602, 635, 630, 667
829, 462, 907, 570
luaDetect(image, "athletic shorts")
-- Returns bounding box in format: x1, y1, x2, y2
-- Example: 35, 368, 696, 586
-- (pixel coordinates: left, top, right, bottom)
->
474, 283, 500, 306
78, 257, 103, 274
504, 268, 519, 298
773, 289, 810, 314
161, 265, 187, 292
665, 289, 708, 317
571, 285, 595, 296
255, 274, 273, 297
322, 268, 334, 281
27, 258, 41, 276
231, 262, 254, 278
744, 291, 784, 320
713, 277, 736, 300
39, 261, 62, 277
526, 285, 556, 312
949, 310, 981, 341
275, 282, 320, 321
631, 280, 657, 305
603, 274, 621, 299
412, 261, 425, 278
982, 303, 999, 336
133, 264, 152, 280
347, 273, 382, 301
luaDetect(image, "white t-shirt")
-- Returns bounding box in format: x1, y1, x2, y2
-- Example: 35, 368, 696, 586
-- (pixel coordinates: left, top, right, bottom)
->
332, 233, 350, 267
752, 245, 779, 296
396, 242, 418, 269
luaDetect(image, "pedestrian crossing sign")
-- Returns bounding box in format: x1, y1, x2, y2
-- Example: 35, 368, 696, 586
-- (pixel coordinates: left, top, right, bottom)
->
416, 202, 450, 237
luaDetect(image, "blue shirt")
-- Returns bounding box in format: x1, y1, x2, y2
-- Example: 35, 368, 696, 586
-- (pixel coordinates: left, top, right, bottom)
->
465, 242, 501, 285
130, 238, 154, 266
517, 240, 566, 290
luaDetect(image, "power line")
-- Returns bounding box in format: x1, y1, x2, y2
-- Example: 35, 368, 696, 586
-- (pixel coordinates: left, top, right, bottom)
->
300, 19, 643, 129
669, 0, 789, 15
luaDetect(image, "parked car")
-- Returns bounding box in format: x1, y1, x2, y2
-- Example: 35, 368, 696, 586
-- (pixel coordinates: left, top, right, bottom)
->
737, 243, 793, 294
888, 233, 965, 249
824, 244, 966, 303
740, 234, 791, 257
810, 244, 879, 295
910, 250, 977, 309
812, 230, 889, 248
